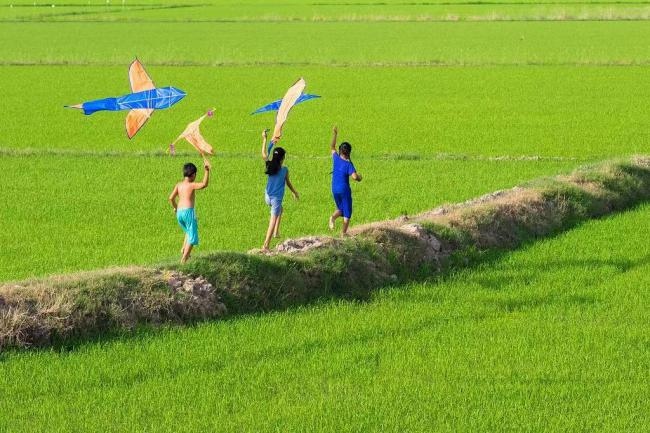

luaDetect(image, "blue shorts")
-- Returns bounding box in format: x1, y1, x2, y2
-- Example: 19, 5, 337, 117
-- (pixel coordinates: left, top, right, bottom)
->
333, 191, 353, 219
176, 208, 199, 245
265, 193, 283, 217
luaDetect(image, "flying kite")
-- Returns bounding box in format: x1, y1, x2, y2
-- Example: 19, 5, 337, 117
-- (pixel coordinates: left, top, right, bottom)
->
251, 93, 320, 115
252, 78, 319, 151
170, 110, 215, 159
66, 59, 186, 139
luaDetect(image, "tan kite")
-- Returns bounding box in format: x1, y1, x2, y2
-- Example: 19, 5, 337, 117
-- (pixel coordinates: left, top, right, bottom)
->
272, 78, 306, 141
170, 110, 215, 158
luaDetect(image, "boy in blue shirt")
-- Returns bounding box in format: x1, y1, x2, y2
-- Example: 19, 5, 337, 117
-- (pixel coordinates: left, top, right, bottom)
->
328, 126, 362, 235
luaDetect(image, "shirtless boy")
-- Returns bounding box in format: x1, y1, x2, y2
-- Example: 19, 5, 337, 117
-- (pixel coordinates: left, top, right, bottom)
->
168, 161, 211, 263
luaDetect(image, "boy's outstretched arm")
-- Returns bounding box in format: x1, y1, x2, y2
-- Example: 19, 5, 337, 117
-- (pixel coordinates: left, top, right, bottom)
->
194, 161, 211, 190
261, 129, 269, 161
330, 126, 338, 154
168, 185, 179, 212
285, 172, 299, 200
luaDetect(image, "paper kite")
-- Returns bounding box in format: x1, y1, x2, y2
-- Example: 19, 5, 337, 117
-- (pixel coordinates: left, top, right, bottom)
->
66, 59, 186, 139
251, 93, 320, 115
252, 78, 319, 143
170, 110, 215, 158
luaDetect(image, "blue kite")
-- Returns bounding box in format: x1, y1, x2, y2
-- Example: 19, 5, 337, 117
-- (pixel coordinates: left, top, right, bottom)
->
66, 59, 186, 139
251, 93, 320, 115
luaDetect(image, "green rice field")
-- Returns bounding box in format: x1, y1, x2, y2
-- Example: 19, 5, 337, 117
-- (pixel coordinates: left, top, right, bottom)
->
1, 0, 649, 430
2, 203, 648, 432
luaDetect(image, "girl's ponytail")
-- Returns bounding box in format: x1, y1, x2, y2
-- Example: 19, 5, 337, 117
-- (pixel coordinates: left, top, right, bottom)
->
265, 146, 286, 176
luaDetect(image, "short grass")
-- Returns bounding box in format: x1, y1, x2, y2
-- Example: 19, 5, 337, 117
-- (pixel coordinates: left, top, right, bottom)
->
6, 3, 650, 22
3, 21, 650, 66
2, 65, 649, 158
0, 155, 577, 281
3, 9, 649, 281
1, 203, 648, 432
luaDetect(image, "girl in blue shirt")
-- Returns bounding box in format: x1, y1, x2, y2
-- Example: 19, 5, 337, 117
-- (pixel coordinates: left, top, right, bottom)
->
261, 129, 299, 251
329, 126, 362, 235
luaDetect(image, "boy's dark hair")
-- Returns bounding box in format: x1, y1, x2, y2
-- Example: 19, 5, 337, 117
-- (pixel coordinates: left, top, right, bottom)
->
183, 162, 198, 178
265, 147, 286, 176
339, 142, 352, 158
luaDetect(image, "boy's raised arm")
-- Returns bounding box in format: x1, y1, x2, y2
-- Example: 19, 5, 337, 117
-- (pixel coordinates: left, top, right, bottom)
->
168, 185, 179, 212
330, 126, 338, 154
194, 161, 211, 190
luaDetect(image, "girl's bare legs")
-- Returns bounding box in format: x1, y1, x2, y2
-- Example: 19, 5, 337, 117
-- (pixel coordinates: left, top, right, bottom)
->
273, 210, 283, 238
263, 215, 279, 251
329, 209, 342, 230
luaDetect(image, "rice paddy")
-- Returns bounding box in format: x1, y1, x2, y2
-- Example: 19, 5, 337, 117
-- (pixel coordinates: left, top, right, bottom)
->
1, 0, 648, 430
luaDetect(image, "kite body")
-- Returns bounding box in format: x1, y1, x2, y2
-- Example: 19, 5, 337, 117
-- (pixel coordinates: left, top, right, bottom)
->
67, 59, 186, 139
78, 87, 186, 115
252, 78, 319, 142
251, 93, 320, 115
171, 111, 215, 157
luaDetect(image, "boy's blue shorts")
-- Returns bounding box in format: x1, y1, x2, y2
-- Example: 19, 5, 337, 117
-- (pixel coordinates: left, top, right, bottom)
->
333, 191, 353, 219
265, 193, 283, 217
176, 208, 199, 245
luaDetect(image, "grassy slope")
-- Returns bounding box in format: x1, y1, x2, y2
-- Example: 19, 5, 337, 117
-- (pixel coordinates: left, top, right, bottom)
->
2, 203, 648, 432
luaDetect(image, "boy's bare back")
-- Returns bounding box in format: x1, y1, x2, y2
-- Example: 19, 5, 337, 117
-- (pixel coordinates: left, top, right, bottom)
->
168, 161, 211, 211
176, 180, 199, 209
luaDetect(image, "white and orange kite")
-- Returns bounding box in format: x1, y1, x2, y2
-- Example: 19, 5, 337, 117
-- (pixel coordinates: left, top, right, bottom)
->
272, 77, 306, 141
170, 110, 215, 159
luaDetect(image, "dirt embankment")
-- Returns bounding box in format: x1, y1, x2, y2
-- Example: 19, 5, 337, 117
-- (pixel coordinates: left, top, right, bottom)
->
1, 157, 649, 350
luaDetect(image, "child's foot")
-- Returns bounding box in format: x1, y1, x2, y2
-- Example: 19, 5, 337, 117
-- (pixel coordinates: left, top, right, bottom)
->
328, 216, 335, 230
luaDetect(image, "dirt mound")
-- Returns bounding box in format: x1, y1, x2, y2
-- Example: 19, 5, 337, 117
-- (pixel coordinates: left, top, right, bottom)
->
274, 236, 337, 254
0, 268, 226, 349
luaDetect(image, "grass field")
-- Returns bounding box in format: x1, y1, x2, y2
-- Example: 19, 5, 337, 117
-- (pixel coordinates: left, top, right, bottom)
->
1, 62, 649, 279
2, 203, 648, 432
1, 0, 649, 430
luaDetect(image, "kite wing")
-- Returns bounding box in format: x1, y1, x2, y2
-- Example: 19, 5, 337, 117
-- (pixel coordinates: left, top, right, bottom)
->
173, 114, 214, 156
251, 93, 321, 115
185, 129, 214, 156
273, 78, 306, 140
129, 59, 156, 93
126, 108, 153, 139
